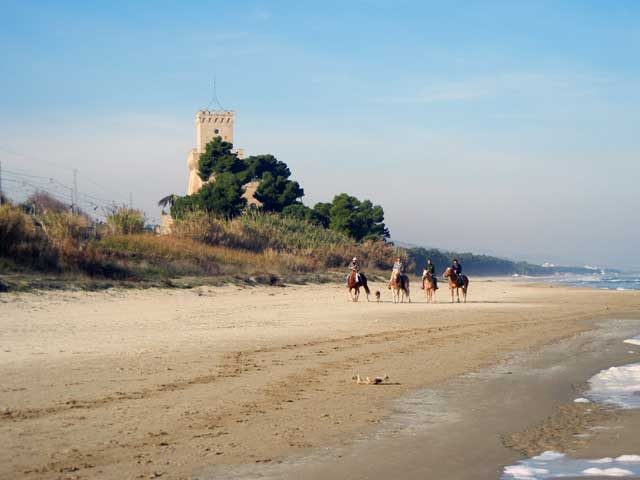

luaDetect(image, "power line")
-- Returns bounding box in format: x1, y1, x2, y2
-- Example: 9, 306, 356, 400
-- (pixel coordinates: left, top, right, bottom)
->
2, 178, 74, 205
1, 146, 129, 204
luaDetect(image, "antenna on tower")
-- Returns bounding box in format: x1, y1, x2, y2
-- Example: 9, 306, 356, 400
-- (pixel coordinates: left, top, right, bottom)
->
206, 75, 227, 111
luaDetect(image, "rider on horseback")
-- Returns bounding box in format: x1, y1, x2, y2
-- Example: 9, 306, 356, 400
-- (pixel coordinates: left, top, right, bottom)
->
422, 258, 438, 290
452, 258, 462, 275
349, 257, 361, 283
389, 256, 405, 287
452, 258, 464, 287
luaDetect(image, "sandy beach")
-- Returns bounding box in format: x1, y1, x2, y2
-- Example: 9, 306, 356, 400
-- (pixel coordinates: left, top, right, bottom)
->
1, 279, 639, 479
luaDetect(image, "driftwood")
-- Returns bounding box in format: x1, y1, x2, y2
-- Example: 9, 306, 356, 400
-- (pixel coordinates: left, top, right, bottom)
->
352, 374, 390, 385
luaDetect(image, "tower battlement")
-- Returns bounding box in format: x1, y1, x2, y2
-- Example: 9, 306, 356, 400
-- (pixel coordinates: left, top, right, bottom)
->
185, 109, 260, 206
195, 110, 235, 153
195, 110, 235, 122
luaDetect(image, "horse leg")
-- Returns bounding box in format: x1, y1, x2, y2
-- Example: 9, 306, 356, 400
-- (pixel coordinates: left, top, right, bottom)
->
456, 288, 460, 303
450, 287, 454, 303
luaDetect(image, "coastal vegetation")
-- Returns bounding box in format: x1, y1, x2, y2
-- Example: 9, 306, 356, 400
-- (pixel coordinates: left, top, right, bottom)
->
171, 138, 389, 242
0, 139, 603, 291
0, 196, 397, 290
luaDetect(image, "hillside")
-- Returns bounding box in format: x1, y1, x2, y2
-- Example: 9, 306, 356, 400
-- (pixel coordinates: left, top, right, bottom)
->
406, 246, 611, 277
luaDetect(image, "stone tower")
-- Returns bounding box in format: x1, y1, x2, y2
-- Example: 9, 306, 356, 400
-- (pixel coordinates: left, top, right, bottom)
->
187, 110, 242, 195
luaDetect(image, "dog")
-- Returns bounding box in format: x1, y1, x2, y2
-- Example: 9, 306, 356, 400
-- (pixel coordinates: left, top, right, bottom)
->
374, 291, 381, 303
352, 373, 389, 385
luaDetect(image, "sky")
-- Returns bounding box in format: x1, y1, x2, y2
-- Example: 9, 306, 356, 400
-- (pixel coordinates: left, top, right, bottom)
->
1, 0, 639, 269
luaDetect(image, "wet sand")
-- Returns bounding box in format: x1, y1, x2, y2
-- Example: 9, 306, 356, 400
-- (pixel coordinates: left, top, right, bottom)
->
204, 319, 640, 480
1, 280, 639, 479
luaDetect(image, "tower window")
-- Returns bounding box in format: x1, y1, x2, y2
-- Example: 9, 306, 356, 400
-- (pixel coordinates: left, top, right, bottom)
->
214, 129, 220, 134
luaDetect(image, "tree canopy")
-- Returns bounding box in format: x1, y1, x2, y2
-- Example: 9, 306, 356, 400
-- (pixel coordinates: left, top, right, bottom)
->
173, 139, 391, 241
171, 172, 246, 219
327, 194, 389, 241
255, 172, 304, 212
197, 137, 244, 181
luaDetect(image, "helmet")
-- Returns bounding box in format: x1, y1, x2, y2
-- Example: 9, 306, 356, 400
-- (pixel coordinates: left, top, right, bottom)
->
352, 257, 358, 261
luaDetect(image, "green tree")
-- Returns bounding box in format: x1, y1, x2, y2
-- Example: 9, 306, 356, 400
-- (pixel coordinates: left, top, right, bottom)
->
240, 155, 291, 183
198, 172, 247, 219
197, 137, 244, 181
328, 193, 389, 241
158, 194, 178, 214
281, 203, 318, 223
312, 202, 332, 228
171, 194, 203, 220
254, 172, 304, 212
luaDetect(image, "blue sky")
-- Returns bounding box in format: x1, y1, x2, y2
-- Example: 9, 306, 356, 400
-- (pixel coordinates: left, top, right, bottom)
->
1, 1, 639, 268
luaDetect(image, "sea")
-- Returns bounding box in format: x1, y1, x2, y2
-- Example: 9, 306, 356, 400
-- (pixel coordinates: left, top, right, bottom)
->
502, 333, 640, 479
518, 273, 640, 291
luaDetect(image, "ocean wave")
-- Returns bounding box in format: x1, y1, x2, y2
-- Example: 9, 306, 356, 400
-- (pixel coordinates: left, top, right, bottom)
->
502, 451, 640, 479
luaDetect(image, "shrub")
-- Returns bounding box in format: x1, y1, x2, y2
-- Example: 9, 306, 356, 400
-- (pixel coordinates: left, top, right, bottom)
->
24, 191, 71, 214
106, 207, 146, 235
0, 204, 58, 270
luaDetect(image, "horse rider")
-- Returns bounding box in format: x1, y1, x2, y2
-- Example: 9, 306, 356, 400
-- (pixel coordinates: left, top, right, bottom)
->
389, 256, 405, 287
451, 258, 463, 286
422, 258, 438, 290
452, 258, 463, 276
349, 257, 361, 283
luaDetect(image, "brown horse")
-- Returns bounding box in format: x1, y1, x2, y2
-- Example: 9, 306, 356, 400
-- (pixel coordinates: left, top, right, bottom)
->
347, 270, 370, 302
423, 272, 438, 304
389, 271, 411, 304
443, 267, 469, 303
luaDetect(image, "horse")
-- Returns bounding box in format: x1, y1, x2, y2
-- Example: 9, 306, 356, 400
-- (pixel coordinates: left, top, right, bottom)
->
347, 270, 370, 302
389, 271, 411, 304
423, 271, 438, 304
443, 267, 469, 303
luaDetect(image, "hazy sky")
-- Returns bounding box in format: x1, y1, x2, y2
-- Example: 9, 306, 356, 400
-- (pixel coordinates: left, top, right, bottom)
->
1, 1, 639, 269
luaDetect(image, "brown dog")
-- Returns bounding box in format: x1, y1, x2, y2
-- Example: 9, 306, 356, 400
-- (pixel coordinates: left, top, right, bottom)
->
374, 291, 381, 303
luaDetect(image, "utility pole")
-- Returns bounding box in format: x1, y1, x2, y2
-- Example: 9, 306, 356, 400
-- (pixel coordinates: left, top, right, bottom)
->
72, 169, 78, 213
0, 159, 3, 206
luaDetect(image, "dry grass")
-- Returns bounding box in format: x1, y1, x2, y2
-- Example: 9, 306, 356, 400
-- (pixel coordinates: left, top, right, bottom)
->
0, 205, 397, 289
172, 211, 396, 270
96, 234, 319, 277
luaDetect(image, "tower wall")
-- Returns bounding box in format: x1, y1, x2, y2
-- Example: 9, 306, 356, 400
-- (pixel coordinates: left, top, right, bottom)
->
186, 110, 260, 206
195, 110, 235, 153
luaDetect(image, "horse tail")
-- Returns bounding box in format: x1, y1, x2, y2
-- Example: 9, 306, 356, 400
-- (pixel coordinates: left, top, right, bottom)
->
361, 274, 371, 294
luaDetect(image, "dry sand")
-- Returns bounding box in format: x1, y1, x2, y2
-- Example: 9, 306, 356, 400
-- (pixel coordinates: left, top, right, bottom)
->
1, 279, 639, 479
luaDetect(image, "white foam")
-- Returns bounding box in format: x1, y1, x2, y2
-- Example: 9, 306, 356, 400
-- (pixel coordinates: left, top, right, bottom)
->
582, 467, 633, 476
502, 451, 640, 479
533, 451, 565, 461
574, 397, 591, 403
586, 362, 640, 409
623, 337, 640, 346
617, 455, 640, 462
